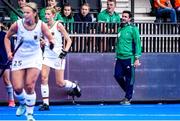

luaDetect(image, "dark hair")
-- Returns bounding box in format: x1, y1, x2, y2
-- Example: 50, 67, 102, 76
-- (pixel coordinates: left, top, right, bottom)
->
61, 3, 73, 19
107, 0, 116, 5
122, 10, 132, 18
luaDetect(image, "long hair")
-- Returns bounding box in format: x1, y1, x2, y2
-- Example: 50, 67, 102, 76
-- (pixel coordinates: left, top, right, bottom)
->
61, 3, 73, 19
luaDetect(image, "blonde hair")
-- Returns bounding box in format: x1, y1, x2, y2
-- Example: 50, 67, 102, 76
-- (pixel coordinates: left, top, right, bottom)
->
24, 2, 39, 23
46, 7, 56, 15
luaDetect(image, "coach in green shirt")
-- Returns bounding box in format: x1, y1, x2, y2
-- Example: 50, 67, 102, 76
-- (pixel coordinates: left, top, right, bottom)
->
114, 10, 141, 105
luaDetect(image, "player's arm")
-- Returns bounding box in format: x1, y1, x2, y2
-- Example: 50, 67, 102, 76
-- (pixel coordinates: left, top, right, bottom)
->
156, 0, 169, 8
57, 22, 72, 52
41, 22, 54, 44
133, 27, 141, 67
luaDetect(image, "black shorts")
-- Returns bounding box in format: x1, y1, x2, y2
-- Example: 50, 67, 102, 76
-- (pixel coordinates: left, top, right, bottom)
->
0, 54, 10, 69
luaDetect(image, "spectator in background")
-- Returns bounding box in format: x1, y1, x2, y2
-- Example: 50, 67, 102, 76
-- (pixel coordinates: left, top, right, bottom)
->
59, 3, 74, 33
9, 0, 26, 23
0, 23, 15, 107
174, 0, 180, 22
97, 0, 120, 23
59, 3, 74, 52
114, 10, 141, 105
74, 3, 92, 23
74, 3, 93, 52
154, 0, 177, 23
39, 0, 61, 22
97, 0, 120, 52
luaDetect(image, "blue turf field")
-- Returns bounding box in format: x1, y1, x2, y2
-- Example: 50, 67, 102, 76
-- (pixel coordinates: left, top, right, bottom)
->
0, 104, 180, 120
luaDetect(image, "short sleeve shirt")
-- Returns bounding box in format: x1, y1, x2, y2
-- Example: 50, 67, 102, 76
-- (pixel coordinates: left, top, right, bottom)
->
97, 9, 121, 23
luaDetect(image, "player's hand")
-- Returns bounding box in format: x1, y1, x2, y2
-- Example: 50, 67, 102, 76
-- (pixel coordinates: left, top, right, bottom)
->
59, 50, 67, 59
7, 51, 13, 60
40, 38, 46, 48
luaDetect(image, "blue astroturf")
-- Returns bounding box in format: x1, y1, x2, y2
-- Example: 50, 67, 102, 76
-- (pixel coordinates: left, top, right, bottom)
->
0, 104, 180, 120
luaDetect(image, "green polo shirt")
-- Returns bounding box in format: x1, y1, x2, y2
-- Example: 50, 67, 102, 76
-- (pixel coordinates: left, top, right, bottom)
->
97, 9, 121, 23
59, 14, 74, 33
59, 15, 74, 23
116, 24, 141, 62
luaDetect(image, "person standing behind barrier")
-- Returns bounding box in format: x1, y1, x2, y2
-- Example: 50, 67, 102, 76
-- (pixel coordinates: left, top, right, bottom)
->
154, 0, 177, 23
74, 3, 92, 24
74, 3, 93, 33
59, 3, 74, 33
39, 0, 61, 22
9, 0, 26, 23
4, 2, 55, 121
114, 10, 141, 105
97, 0, 120, 23
0, 23, 15, 107
74, 3, 93, 52
39, 7, 81, 111
97, 0, 120, 52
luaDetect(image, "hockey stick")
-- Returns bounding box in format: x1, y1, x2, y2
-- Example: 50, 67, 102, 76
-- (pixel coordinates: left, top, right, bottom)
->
0, 39, 24, 77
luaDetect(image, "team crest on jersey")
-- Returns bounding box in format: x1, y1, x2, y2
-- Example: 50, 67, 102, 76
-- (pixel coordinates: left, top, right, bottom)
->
34, 35, 37, 40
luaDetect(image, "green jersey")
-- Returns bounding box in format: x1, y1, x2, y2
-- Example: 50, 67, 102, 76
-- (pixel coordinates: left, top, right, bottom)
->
116, 24, 141, 62
9, 8, 23, 23
39, 8, 61, 22
59, 14, 74, 33
59, 14, 74, 23
97, 9, 121, 23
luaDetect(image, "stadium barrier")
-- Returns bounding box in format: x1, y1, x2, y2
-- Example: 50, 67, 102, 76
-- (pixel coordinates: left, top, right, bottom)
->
0, 22, 180, 104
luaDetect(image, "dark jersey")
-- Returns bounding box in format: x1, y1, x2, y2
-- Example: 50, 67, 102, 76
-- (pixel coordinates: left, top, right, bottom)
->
0, 31, 14, 69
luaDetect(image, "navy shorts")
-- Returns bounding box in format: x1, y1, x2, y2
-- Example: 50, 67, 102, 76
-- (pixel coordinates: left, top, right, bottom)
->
0, 54, 10, 69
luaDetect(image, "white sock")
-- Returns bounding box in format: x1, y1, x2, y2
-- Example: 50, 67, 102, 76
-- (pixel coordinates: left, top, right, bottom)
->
64, 80, 76, 89
41, 84, 49, 105
25, 92, 36, 115
14, 89, 26, 105
6, 85, 14, 101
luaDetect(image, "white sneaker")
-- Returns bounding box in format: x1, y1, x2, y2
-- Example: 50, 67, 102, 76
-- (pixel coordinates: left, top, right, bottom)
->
120, 98, 131, 105
16, 104, 26, 116
26, 113, 36, 121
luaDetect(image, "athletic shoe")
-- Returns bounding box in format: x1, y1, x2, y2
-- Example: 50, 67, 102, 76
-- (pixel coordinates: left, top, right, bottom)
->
68, 81, 81, 98
26, 113, 35, 121
38, 103, 50, 111
120, 98, 131, 105
8, 100, 15, 107
16, 104, 26, 116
